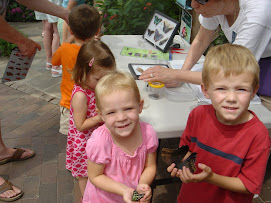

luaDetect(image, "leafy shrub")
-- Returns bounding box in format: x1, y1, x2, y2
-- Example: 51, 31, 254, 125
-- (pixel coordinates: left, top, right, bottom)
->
0, 39, 17, 57
5, 0, 36, 22
95, 0, 179, 35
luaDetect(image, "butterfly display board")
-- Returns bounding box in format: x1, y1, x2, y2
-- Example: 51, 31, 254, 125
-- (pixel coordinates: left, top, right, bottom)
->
143, 10, 180, 53
1, 48, 36, 83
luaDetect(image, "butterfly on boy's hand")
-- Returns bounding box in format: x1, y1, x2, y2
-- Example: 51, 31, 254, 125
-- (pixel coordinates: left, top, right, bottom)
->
154, 29, 164, 42
161, 145, 197, 173
147, 29, 154, 37
132, 190, 145, 201
163, 21, 174, 34
154, 15, 162, 25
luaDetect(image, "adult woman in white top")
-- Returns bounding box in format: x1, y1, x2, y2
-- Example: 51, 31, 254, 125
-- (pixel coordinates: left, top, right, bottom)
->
139, 0, 271, 110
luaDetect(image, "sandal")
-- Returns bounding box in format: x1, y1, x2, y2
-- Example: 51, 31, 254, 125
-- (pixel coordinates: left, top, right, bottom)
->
0, 180, 23, 202
0, 148, 35, 166
46, 62, 52, 70
51, 66, 62, 78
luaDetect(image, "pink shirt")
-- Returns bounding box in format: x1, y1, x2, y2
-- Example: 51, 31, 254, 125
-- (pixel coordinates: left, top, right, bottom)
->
83, 122, 158, 203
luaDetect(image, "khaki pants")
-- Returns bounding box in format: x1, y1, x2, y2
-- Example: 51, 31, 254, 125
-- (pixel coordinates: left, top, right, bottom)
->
59, 106, 70, 135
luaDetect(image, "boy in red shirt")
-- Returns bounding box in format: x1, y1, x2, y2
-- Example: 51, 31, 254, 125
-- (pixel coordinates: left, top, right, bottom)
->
168, 44, 271, 203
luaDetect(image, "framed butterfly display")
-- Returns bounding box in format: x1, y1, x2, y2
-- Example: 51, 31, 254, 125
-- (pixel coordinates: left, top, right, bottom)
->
143, 10, 180, 53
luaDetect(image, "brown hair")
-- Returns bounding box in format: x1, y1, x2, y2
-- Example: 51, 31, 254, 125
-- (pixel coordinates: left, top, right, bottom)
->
72, 40, 116, 89
202, 43, 259, 90
95, 72, 141, 111
69, 4, 101, 41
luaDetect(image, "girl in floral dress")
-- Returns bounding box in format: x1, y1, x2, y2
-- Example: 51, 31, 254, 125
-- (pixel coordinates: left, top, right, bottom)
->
66, 40, 116, 198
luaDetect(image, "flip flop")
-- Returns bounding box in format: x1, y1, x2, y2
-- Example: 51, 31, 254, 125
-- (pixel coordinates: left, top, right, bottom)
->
46, 62, 52, 70
0, 180, 23, 202
51, 67, 62, 78
0, 148, 35, 166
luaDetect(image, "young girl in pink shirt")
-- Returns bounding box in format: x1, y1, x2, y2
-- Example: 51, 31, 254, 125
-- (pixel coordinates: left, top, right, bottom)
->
83, 72, 159, 203
66, 40, 116, 199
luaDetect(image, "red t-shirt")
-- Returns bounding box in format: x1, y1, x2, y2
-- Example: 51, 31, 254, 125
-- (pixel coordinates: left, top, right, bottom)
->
178, 105, 270, 203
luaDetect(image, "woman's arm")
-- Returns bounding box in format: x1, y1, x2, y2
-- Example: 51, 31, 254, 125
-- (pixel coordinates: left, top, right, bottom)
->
62, 0, 78, 43
0, 16, 41, 57
87, 161, 135, 203
181, 26, 215, 71
71, 91, 102, 132
16, 0, 69, 23
139, 26, 215, 85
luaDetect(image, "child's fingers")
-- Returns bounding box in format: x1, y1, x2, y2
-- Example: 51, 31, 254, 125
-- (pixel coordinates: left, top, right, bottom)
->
167, 163, 176, 173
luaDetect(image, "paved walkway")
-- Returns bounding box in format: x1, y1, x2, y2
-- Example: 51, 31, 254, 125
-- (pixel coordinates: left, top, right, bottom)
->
0, 21, 271, 203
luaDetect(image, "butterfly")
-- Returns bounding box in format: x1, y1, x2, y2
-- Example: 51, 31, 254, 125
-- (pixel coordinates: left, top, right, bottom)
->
163, 21, 174, 34
154, 29, 163, 42
132, 190, 145, 201
161, 145, 197, 173
159, 38, 168, 46
147, 29, 154, 36
154, 15, 162, 25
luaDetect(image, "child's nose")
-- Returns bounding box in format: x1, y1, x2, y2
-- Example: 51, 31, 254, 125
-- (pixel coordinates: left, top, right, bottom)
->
226, 91, 237, 101
116, 112, 126, 121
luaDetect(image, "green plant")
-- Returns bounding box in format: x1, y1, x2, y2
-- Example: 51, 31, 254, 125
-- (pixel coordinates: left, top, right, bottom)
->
96, 0, 179, 35
5, 0, 36, 22
0, 39, 17, 57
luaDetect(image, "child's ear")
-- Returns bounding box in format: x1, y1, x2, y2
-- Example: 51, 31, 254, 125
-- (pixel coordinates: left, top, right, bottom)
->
251, 84, 259, 100
96, 108, 105, 121
68, 26, 73, 35
139, 99, 144, 114
95, 27, 101, 36
201, 84, 210, 99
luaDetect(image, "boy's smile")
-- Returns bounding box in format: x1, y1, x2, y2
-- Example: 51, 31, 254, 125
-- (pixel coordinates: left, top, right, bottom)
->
202, 71, 258, 125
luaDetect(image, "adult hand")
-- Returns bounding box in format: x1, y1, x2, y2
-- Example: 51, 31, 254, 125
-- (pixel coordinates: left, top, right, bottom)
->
139, 65, 174, 84
17, 37, 41, 57
177, 163, 213, 183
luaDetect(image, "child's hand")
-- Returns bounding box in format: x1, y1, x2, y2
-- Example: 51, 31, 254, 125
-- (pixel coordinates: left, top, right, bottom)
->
177, 163, 213, 183
136, 184, 151, 202
122, 188, 135, 203
167, 163, 179, 177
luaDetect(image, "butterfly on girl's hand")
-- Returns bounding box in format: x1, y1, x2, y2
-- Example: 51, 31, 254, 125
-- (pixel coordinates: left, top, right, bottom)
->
154, 15, 162, 25
163, 21, 174, 33
159, 38, 168, 46
147, 29, 154, 37
161, 145, 197, 173
154, 29, 164, 42
132, 190, 145, 201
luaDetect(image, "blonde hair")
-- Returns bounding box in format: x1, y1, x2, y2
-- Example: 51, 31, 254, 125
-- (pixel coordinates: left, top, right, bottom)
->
202, 44, 259, 89
72, 40, 116, 89
95, 72, 141, 110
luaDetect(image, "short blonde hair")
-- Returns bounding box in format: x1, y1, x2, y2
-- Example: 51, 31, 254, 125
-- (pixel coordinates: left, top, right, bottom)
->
95, 72, 141, 110
202, 44, 259, 89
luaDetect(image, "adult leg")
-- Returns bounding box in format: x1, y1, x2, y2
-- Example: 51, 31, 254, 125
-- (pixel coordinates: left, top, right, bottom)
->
51, 22, 62, 77
43, 20, 53, 70
0, 121, 34, 163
